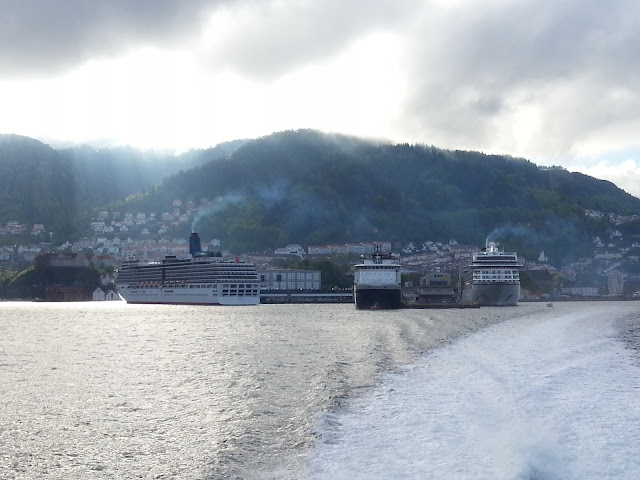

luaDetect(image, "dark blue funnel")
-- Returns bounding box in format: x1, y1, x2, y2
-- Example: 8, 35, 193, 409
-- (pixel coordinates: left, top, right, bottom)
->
189, 232, 202, 256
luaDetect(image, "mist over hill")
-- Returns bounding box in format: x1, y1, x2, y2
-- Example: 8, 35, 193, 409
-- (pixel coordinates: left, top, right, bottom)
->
122, 130, 640, 262
0, 134, 76, 237
2, 130, 640, 263
0, 134, 246, 238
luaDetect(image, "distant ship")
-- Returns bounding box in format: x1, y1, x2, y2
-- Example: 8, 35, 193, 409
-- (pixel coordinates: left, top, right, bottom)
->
115, 233, 260, 305
463, 241, 523, 306
353, 246, 402, 309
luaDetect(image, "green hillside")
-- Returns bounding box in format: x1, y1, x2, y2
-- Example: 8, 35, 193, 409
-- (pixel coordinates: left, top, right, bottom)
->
122, 130, 640, 262
62, 138, 247, 209
2, 129, 639, 264
0, 134, 77, 238
0, 134, 246, 240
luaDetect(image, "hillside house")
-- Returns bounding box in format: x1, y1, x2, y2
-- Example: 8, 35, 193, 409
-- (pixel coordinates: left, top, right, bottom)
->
43, 252, 91, 268
274, 244, 305, 256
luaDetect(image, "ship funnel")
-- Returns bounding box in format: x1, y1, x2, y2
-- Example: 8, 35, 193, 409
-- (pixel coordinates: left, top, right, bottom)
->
189, 232, 202, 256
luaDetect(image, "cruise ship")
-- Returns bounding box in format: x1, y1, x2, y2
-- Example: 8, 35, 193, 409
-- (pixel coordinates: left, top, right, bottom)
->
353, 246, 403, 309
463, 241, 523, 306
115, 233, 260, 305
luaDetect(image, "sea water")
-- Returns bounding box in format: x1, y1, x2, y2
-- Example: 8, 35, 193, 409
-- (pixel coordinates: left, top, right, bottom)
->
306, 302, 640, 480
0, 301, 638, 479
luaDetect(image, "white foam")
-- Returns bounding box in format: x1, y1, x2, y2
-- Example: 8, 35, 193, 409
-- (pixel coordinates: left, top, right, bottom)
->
306, 304, 640, 480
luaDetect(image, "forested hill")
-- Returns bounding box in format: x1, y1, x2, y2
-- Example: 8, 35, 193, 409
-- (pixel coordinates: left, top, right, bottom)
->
124, 130, 640, 261
2, 130, 640, 262
60, 138, 247, 208
0, 134, 246, 238
0, 134, 76, 237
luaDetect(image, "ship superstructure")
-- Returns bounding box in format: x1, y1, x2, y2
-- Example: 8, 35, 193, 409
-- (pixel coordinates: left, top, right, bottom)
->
353, 246, 402, 309
115, 233, 260, 305
463, 241, 522, 306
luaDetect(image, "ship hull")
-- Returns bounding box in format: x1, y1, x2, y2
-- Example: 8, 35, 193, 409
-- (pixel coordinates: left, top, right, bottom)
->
464, 283, 520, 306
116, 285, 260, 306
354, 287, 403, 309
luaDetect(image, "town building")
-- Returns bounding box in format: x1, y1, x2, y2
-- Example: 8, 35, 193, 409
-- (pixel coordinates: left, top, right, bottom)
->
260, 269, 321, 290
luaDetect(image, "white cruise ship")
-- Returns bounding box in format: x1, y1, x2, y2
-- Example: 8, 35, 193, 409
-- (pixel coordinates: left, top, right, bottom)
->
115, 233, 260, 305
463, 241, 523, 306
353, 246, 402, 309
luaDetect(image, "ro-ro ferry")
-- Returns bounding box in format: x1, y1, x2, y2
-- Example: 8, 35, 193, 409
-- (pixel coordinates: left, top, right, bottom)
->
353, 245, 402, 309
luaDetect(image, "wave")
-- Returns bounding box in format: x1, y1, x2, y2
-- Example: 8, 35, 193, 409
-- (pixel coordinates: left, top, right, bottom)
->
306, 303, 640, 479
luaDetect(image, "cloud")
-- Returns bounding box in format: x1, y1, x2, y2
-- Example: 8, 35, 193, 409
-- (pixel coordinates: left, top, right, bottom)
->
2, 0, 640, 187
0, 0, 224, 76
0, 0, 419, 78
201, 0, 420, 78
399, 0, 640, 158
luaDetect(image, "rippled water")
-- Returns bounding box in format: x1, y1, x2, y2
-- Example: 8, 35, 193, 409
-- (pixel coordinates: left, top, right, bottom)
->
307, 301, 640, 480
1, 301, 637, 479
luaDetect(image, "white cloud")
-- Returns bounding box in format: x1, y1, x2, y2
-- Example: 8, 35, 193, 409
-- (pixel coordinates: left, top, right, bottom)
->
2, 0, 640, 199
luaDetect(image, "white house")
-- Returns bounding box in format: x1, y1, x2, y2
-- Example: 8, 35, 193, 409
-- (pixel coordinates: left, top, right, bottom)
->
105, 290, 120, 301
92, 288, 106, 301
93, 288, 121, 301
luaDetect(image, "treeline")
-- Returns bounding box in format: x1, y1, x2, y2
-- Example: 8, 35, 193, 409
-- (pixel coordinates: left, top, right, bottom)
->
2, 130, 640, 264
0, 264, 102, 300
0, 134, 247, 239
122, 130, 640, 263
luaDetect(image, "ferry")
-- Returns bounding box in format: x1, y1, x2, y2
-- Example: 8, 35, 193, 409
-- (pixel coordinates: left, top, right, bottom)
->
115, 233, 260, 305
463, 241, 523, 306
353, 246, 402, 309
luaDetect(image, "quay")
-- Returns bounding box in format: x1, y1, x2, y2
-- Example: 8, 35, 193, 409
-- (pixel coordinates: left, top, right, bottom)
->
260, 291, 353, 304
402, 302, 480, 309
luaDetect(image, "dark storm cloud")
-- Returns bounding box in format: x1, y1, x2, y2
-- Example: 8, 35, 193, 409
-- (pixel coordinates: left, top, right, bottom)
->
4, 0, 640, 166
0, 0, 226, 76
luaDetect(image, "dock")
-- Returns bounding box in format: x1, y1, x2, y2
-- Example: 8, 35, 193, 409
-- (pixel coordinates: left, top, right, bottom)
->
260, 291, 353, 304
402, 302, 480, 309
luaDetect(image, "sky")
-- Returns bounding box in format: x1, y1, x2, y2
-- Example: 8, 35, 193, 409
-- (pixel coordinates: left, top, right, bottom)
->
1, 0, 640, 198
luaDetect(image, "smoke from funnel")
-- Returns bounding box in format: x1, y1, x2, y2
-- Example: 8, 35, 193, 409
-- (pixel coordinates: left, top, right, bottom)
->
486, 224, 537, 245
190, 182, 289, 233
191, 194, 243, 232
